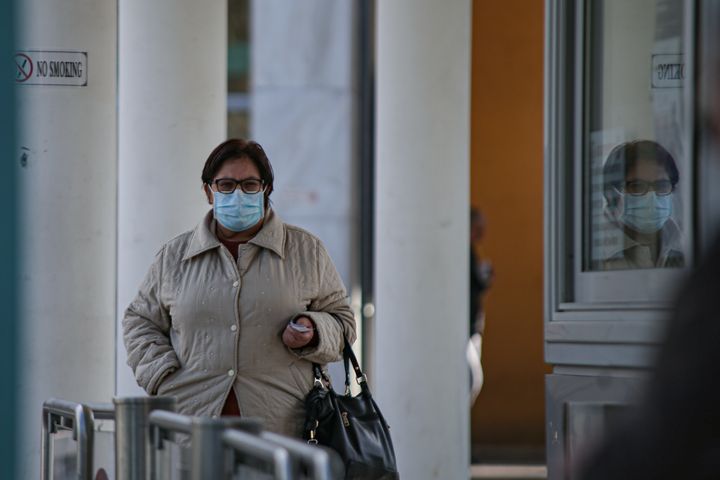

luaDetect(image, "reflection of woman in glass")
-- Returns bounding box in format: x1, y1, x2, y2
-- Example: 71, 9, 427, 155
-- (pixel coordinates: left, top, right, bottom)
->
601, 140, 684, 269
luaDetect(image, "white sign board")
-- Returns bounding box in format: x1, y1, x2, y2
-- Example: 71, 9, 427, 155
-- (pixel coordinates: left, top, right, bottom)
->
651, 54, 684, 89
15, 50, 87, 86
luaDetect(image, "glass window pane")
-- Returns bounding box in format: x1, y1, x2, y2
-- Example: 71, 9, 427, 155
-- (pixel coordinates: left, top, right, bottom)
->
584, 0, 687, 272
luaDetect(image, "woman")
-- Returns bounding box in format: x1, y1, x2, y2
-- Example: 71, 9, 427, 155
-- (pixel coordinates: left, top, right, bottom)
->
600, 140, 684, 270
122, 138, 356, 437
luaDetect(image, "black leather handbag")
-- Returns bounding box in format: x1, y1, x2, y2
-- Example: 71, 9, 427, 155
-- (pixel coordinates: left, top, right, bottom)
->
304, 337, 399, 479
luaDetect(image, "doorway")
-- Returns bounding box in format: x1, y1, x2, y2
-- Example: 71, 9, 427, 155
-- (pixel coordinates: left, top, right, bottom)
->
470, 0, 550, 473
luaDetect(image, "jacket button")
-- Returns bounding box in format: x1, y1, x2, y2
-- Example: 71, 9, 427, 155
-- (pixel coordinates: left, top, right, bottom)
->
232, 280, 239, 288
228, 369, 235, 377
230, 325, 237, 332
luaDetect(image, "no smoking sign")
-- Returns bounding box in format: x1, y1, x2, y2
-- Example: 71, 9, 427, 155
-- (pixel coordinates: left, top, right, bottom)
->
14, 50, 87, 86
15, 53, 33, 82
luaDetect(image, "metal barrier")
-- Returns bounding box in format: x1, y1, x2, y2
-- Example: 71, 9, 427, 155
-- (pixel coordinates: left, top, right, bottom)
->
148, 410, 294, 480
43, 397, 338, 480
114, 396, 176, 480
222, 429, 291, 480
261, 431, 335, 480
41, 398, 114, 480
146, 409, 192, 480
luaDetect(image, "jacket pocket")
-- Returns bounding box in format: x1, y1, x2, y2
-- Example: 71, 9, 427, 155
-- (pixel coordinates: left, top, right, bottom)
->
156, 367, 183, 396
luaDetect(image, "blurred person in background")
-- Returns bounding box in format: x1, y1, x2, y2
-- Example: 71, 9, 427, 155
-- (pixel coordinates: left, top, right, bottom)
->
579, 211, 720, 479
468, 207, 493, 404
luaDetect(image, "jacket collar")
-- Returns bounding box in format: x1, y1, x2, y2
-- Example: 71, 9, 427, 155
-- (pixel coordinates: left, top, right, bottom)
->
248, 208, 286, 259
182, 208, 286, 261
602, 216, 683, 263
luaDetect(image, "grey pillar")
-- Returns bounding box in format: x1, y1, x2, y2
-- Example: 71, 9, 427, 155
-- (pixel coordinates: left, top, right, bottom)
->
16, 0, 118, 477
374, 0, 472, 477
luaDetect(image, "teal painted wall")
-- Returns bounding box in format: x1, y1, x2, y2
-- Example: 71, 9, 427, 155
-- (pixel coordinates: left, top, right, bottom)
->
0, 1, 18, 479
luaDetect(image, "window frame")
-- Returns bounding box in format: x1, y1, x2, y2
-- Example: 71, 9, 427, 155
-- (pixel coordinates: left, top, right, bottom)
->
544, 0, 698, 367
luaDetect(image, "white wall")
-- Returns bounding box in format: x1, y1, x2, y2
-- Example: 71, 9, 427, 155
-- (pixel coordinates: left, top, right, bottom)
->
374, 1, 471, 478
116, 0, 228, 396
15, 0, 117, 477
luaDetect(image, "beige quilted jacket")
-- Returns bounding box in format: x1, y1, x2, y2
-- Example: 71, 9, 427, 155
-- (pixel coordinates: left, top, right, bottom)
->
122, 209, 356, 437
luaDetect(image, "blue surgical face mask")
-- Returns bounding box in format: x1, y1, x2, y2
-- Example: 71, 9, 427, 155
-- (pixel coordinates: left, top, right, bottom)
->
620, 192, 672, 234
213, 190, 264, 232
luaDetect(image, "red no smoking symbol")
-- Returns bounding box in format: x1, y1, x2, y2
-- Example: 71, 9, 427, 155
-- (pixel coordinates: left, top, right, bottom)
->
15, 53, 33, 83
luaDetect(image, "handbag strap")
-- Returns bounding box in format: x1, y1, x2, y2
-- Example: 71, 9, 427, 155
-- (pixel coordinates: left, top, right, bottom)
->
342, 337, 366, 385
312, 336, 367, 392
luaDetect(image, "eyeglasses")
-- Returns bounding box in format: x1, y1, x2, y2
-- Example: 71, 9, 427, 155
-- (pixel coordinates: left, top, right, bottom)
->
615, 179, 674, 196
212, 177, 265, 194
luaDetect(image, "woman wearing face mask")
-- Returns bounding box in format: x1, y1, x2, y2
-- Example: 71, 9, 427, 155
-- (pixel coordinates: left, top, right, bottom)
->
122, 138, 356, 437
600, 140, 684, 270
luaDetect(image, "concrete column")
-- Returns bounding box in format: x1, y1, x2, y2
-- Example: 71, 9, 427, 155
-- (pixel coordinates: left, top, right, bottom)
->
15, 0, 117, 477
116, 0, 228, 395
374, 1, 471, 478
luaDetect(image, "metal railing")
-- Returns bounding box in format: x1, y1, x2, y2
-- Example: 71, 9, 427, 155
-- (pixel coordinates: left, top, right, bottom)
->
261, 431, 334, 480
42, 396, 337, 480
41, 398, 114, 480
114, 396, 177, 480
148, 410, 293, 480
223, 429, 292, 479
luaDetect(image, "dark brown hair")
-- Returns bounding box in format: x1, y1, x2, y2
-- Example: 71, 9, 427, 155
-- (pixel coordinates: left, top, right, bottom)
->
201, 139, 274, 207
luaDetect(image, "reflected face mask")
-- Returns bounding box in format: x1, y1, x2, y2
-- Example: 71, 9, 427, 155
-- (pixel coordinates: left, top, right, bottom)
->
213, 190, 264, 232
620, 192, 672, 234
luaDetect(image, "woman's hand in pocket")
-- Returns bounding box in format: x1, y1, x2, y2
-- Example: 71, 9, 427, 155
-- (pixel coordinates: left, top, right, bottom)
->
155, 366, 179, 395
